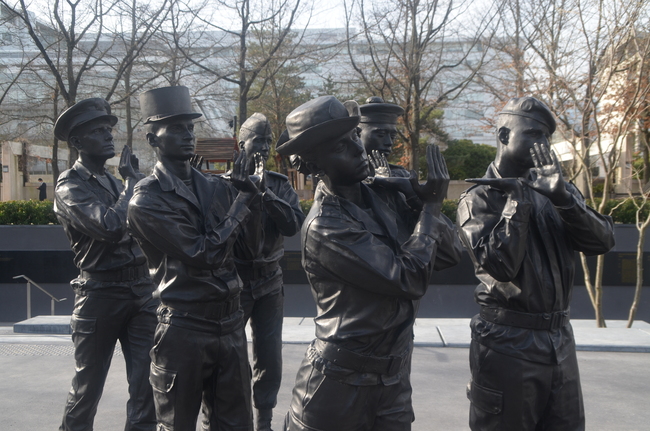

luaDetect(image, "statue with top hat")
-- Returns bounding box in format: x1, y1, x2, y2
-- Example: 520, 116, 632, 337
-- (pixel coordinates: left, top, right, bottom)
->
127, 85, 263, 431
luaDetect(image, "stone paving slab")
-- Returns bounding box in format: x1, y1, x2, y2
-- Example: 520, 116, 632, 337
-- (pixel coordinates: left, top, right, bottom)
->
13, 315, 71, 334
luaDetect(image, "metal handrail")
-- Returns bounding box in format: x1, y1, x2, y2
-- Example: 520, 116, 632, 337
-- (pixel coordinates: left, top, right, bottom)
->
13, 274, 67, 319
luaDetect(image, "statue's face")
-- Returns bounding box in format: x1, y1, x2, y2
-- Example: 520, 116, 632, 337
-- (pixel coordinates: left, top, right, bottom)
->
240, 134, 270, 162
70, 118, 115, 160
499, 115, 551, 171
358, 122, 398, 155
150, 118, 195, 161
315, 130, 369, 187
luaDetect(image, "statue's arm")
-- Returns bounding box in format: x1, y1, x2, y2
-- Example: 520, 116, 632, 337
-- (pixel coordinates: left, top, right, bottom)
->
128, 189, 250, 269
54, 176, 130, 243
555, 183, 615, 255
262, 177, 306, 236
457, 188, 532, 282
303, 208, 445, 300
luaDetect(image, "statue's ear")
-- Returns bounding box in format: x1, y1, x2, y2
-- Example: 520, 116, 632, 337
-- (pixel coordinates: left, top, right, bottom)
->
238, 140, 245, 150
68, 136, 83, 151
498, 127, 509, 146
146, 132, 158, 148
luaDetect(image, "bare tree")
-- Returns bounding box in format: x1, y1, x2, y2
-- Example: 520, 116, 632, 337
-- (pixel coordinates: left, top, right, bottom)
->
0, 0, 170, 178
344, 0, 498, 173
169, 0, 311, 126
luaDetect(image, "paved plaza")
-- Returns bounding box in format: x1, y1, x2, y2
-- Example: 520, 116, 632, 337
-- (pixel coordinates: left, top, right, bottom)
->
1, 318, 649, 430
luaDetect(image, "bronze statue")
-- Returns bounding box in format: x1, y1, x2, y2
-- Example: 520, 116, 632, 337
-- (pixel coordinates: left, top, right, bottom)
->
276, 95, 462, 430
457, 97, 615, 430
127, 86, 261, 430
231, 113, 305, 431
358, 96, 409, 179
53, 98, 157, 431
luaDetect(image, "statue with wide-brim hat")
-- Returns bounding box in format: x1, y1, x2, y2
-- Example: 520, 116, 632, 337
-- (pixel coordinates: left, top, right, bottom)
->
276, 95, 360, 157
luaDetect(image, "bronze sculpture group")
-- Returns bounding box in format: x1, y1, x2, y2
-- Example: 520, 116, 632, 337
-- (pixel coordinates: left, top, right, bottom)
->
53, 86, 614, 431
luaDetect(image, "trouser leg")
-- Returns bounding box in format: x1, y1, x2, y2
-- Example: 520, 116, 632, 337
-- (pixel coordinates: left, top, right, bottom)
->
121, 294, 158, 431
149, 323, 205, 431
202, 326, 253, 431
539, 345, 585, 431
60, 295, 123, 431
468, 340, 560, 431
248, 289, 284, 410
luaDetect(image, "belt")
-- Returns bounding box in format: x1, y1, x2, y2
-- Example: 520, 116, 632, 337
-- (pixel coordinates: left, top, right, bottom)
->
164, 295, 240, 321
236, 261, 280, 280
313, 338, 409, 376
480, 307, 570, 331
80, 264, 149, 282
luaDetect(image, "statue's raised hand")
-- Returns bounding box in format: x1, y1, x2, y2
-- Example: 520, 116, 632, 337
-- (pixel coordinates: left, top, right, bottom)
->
119, 145, 140, 180
231, 150, 260, 195
189, 154, 203, 171
369, 150, 390, 178
524, 142, 572, 206
410, 145, 449, 206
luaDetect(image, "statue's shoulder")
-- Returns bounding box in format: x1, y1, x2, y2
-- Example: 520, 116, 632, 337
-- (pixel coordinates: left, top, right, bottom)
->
267, 170, 288, 181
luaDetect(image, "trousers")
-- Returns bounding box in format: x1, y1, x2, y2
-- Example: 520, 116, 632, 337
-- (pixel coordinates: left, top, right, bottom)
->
284, 350, 414, 431
468, 339, 585, 431
60, 292, 158, 431
150, 307, 253, 431
241, 287, 284, 410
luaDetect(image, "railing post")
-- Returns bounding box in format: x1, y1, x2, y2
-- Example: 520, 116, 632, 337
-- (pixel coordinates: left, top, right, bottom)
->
26, 281, 31, 319
51, 298, 55, 315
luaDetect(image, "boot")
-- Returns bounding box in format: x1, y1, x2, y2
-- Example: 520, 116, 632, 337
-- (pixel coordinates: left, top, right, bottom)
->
255, 408, 273, 431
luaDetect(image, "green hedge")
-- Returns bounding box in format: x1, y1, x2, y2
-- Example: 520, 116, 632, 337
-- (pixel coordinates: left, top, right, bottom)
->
0, 200, 59, 225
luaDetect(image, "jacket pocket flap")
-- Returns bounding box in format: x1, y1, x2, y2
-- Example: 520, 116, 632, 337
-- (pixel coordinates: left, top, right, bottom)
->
150, 362, 176, 393
469, 381, 503, 415
70, 316, 96, 334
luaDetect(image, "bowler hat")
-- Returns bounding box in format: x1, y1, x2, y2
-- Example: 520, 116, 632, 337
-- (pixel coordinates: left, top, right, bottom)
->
359, 96, 404, 125
139, 86, 202, 124
239, 112, 272, 142
276, 96, 359, 156
54, 98, 118, 141
498, 97, 556, 134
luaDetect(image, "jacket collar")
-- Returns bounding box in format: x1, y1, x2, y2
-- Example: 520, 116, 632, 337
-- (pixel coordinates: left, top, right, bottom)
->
318, 182, 398, 242
72, 161, 119, 199
153, 162, 211, 213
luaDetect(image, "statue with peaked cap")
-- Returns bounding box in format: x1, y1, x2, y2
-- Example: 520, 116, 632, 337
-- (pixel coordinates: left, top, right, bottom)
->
356, 96, 410, 179
456, 96, 615, 430
127, 85, 263, 430
219, 112, 305, 431
54, 98, 157, 431
278, 95, 461, 431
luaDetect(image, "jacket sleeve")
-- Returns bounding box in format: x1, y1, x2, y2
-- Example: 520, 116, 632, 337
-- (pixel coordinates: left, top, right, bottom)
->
54, 175, 133, 243
432, 214, 463, 271
128, 188, 251, 269
555, 183, 615, 255
262, 178, 306, 236
303, 205, 445, 300
457, 187, 533, 282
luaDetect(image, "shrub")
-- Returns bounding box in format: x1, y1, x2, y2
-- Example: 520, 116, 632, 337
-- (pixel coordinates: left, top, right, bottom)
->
0, 200, 59, 225
299, 199, 313, 215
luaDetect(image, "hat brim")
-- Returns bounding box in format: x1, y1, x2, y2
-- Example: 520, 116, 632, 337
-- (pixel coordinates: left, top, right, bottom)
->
144, 112, 203, 124
276, 116, 359, 156
54, 112, 118, 141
